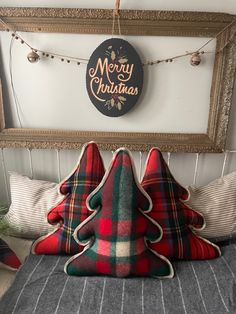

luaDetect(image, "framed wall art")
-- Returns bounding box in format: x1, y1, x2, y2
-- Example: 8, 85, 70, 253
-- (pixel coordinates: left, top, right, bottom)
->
0, 7, 235, 152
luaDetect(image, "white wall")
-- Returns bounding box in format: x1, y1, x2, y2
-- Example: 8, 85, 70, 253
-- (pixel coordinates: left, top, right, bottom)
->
0, 0, 236, 204
0, 32, 217, 133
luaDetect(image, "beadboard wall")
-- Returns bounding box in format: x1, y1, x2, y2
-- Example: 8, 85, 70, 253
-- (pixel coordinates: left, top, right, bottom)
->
0, 0, 236, 204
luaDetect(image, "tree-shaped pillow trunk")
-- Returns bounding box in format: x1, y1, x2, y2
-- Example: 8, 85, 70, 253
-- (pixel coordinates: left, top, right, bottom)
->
32, 142, 105, 255
0, 238, 21, 271
141, 148, 221, 260
65, 148, 174, 278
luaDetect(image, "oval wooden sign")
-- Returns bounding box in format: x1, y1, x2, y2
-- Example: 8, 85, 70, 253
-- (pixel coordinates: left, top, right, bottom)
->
86, 38, 143, 117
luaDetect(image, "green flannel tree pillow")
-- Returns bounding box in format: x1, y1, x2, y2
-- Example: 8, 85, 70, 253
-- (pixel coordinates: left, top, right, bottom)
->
65, 148, 173, 278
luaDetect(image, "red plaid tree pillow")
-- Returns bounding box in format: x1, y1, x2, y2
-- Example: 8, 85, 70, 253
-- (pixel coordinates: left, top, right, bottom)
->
0, 238, 21, 271
32, 142, 105, 255
141, 148, 221, 260
65, 148, 174, 278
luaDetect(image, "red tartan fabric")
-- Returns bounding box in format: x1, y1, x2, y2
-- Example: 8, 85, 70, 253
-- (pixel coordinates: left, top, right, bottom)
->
32, 142, 105, 255
0, 238, 21, 270
141, 148, 221, 260
65, 148, 174, 278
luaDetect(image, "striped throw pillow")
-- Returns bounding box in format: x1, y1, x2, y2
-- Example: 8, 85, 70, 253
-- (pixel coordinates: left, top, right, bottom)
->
2, 172, 63, 239
186, 171, 236, 241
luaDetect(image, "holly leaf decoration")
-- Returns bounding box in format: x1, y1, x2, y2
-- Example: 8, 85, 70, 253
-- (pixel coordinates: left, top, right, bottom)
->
118, 96, 126, 102
111, 98, 115, 107
111, 51, 116, 61
117, 102, 122, 110
118, 58, 128, 64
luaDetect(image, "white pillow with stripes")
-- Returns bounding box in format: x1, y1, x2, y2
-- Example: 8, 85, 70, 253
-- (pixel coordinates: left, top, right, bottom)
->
186, 171, 236, 241
2, 172, 63, 239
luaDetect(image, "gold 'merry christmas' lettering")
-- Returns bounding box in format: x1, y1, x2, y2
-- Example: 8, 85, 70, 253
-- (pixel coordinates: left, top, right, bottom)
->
88, 57, 139, 102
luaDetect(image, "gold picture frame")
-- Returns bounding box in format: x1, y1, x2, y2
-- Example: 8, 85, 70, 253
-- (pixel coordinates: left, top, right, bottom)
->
0, 7, 236, 152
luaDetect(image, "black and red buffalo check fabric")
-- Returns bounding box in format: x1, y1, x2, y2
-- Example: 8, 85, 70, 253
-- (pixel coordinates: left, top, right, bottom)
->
0, 238, 21, 270
65, 148, 174, 278
141, 148, 220, 260
32, 142, 105, 255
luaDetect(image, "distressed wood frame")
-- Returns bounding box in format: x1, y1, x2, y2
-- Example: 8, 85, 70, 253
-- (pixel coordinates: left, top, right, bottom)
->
0, 7, 236, 152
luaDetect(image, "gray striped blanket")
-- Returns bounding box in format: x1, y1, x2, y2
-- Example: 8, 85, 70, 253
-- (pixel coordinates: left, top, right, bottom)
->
0, 243, 236, 314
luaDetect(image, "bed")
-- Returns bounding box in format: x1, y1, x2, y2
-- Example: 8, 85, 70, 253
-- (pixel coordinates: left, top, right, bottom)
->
0, 236, 32, 300
0, 240, 235, 314
0, 147, 236, 314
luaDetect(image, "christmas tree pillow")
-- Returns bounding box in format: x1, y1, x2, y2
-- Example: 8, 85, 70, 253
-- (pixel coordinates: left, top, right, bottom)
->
32, 142, 105, 255
65, 148, 174, 278
0, 238, 21, 271
141, 148, 221, 260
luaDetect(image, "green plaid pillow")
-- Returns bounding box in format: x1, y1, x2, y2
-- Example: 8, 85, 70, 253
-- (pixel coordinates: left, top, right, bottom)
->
65, 148, 173, 278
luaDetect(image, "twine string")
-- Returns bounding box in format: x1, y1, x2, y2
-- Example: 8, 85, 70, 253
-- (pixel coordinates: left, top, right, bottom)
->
0, 17, 88, 64
197, 19, 236, 52
112, 0, 122, 37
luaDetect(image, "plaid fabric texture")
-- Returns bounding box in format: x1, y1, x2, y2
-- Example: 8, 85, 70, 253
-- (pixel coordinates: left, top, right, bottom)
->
65, 149, 173, 278
141, 148, 221, 260
32, 142, 105, 255
0, 238, 21, 270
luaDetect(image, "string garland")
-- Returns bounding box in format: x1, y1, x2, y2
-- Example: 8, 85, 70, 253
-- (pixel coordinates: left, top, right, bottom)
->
0, 13, 235, 68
